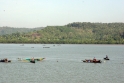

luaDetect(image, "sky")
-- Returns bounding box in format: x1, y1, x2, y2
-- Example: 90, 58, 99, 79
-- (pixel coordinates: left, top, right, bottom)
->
0, 0, 124, 28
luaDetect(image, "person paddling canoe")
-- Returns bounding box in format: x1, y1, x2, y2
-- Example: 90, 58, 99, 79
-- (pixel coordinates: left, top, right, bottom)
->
104, 55, 109, 60
31, 57, 34, 61
106, 55, 108, 59
30, 57, 35, 63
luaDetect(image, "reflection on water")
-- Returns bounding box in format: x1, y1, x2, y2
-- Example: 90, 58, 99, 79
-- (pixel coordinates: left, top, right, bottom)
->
0, 44, 124, 83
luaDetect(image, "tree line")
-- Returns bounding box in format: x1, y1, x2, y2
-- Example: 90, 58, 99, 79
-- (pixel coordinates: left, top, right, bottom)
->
0, 22, 124, 44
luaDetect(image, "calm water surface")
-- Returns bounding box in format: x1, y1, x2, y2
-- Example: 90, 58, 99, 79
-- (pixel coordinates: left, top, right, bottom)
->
0, 44, 124, 83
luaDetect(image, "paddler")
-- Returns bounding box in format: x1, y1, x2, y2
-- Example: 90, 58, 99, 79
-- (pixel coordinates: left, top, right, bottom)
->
4, 58, 8, 62
31, 57, 34, 61
106, 55, 108, 59
93, 57, 96, 62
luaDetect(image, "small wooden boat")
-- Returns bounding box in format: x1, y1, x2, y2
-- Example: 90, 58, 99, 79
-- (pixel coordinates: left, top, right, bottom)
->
82, 59, 102, 63
30, 60, 35, 63
0, 59, 11, 62
104, 58, 109, 60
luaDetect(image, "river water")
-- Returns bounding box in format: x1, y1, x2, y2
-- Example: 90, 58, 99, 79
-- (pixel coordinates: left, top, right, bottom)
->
0, 44, 124, 83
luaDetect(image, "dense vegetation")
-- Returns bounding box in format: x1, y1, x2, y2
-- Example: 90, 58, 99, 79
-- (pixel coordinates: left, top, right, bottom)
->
0, 26, 44, 35
0, 22, 124, 44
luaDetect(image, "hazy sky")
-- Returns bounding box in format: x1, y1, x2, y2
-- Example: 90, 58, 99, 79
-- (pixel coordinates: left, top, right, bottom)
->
0, 0, 124, 28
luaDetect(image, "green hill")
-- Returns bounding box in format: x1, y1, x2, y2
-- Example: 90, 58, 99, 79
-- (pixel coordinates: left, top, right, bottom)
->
0, 26, 45, 35
0, 22, 124, 44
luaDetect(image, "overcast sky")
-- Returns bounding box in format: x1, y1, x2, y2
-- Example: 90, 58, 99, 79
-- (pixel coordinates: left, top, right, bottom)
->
0, 0, 124, 28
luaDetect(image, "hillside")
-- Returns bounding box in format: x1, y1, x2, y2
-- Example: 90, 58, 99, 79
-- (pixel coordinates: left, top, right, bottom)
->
0, 26, 45, 35
0, 22, 124, 44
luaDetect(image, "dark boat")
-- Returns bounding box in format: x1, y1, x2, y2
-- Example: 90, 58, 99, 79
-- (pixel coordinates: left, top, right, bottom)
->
0, 59, 11, 62
82, 59, 102, 63
104, 58, 109, 60
30, 60, 35, 63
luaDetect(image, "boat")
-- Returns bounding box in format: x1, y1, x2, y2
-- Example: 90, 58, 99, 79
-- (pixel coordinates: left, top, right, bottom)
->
25, 58, 45, 63
25, 58, 45, 61
30, 60, 35, 63
104, 55, 109, 60
17, 58, 45, 62
82, 59, 102, 63
104, 58, 109, 60
0, 59, 11, 62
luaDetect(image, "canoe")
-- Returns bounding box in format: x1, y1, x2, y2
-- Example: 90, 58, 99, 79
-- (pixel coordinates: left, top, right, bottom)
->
25, 58, 45, 61
82, 59, 102, 63
17, 58, 45, 63
104, 58, 109, 60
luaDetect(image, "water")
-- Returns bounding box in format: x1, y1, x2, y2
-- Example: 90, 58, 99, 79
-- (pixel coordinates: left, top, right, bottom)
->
0, 44, 124, 83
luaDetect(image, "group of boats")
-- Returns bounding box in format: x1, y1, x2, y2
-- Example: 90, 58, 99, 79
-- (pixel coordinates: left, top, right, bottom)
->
82, 55, 110, 63
0, 55, 109, 64
0, 57, 45, 63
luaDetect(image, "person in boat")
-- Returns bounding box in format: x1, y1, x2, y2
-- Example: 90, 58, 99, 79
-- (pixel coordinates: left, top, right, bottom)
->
88, 59, 90, 62
85, 59, 87, 62
106, 55, 108, 59
30, 57, 35, 63
31, 57, 34, 61
4, 58, 8, 62
93, 57, 96, 62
